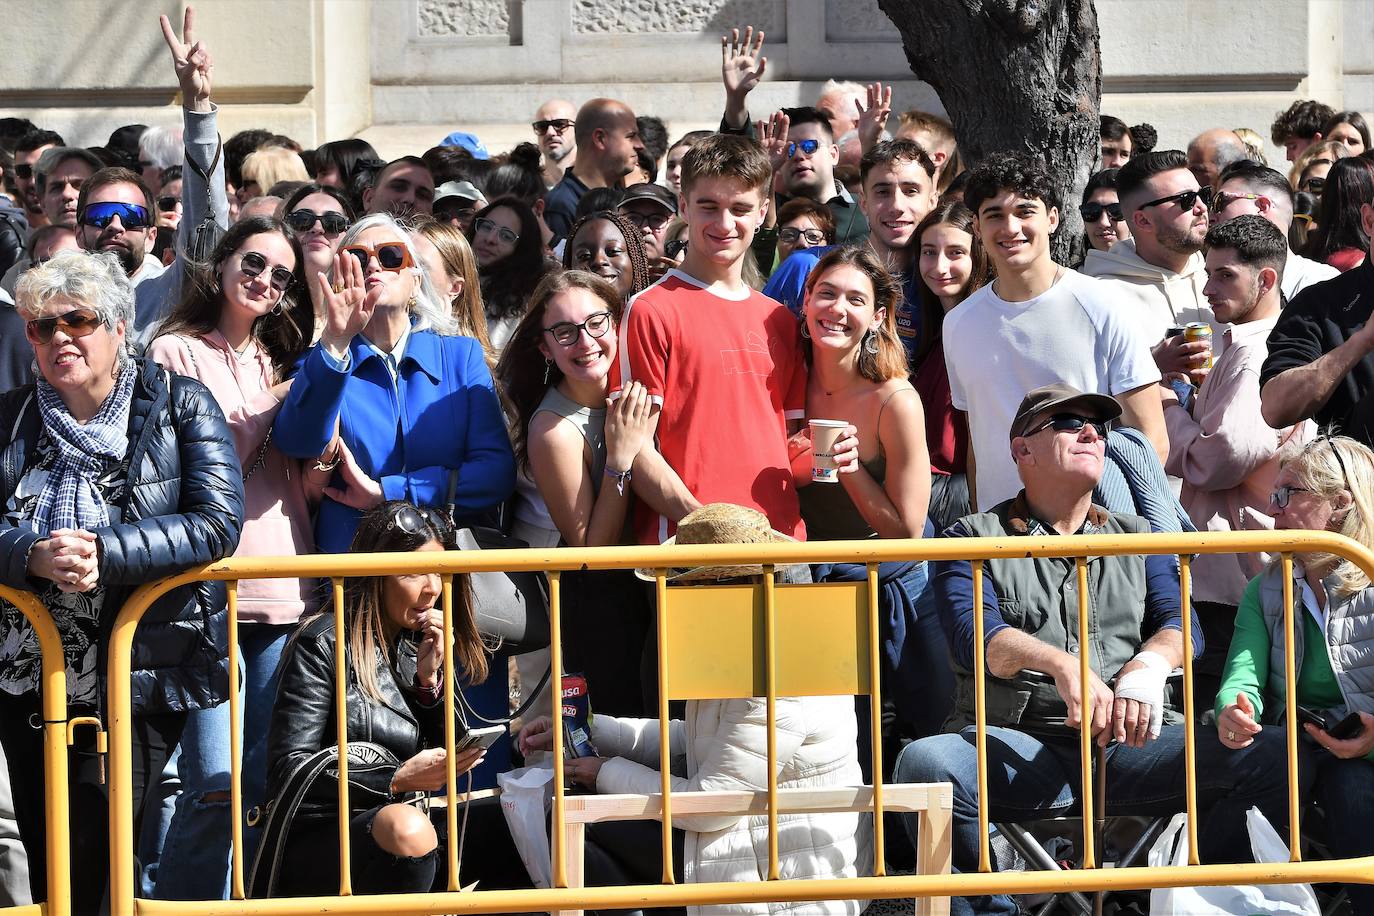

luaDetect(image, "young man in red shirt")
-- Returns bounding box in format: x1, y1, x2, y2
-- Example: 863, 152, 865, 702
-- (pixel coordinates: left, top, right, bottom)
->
617, 133, 808, 543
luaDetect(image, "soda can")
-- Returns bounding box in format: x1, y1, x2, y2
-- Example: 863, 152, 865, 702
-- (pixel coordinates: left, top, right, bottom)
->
1184, 322, 1213, 369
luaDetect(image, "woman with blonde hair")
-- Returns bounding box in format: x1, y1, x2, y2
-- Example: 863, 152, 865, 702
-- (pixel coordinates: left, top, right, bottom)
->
410, 216, 493, 356
1215, 435, 1374, 910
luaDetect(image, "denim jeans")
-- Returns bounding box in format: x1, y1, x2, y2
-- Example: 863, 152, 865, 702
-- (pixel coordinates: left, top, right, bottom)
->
1306, 747, 1374, 911
893, 723, 1296, 916
152, 623, 294, 900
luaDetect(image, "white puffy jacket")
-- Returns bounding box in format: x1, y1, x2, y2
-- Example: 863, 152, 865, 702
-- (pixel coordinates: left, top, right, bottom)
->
591, 695, 871, 915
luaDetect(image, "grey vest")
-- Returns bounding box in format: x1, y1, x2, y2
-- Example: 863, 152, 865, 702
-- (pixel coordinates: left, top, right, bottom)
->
1256, 565, 1374, 723
949, 498, 1176, 732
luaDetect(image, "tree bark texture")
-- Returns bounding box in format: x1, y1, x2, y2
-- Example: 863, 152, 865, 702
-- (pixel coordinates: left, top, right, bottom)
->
878, 0, 1101, 264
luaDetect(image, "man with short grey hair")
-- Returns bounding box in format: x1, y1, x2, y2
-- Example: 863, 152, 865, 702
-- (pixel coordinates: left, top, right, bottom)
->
1187, 128, 1249, 190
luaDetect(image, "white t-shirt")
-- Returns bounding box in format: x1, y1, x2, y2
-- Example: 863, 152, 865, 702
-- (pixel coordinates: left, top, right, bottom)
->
944, 268, 1161, 511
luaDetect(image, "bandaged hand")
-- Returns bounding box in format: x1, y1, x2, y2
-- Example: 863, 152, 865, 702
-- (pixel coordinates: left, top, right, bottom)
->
1111, 650, 1171, 747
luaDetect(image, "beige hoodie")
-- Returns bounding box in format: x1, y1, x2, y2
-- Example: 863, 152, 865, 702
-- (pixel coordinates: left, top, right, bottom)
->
1082, 238, 1223, 347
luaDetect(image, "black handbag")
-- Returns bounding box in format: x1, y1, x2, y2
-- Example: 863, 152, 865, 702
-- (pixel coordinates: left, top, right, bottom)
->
445, 471, 550, 654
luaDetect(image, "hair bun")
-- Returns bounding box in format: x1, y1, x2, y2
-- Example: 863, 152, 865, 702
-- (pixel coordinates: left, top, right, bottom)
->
508, 142, 542, 172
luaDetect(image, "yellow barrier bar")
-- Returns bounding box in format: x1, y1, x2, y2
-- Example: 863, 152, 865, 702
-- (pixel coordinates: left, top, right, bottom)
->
227, 580, 246, 900
125, 854, 1374, 916
1075, 558, 1095, 870
866, 563, 885, 878
108, 578, 142, 916
1281, 552, 1301, 861
442, 575, 460, 891
1179, 554, 1199, 865
332, 577, 352, 895
548, 570, 566, 889
656, 570, 674, 885
0, 586, 70, 916
971, 559, 990, 874
763, 565, 780, 881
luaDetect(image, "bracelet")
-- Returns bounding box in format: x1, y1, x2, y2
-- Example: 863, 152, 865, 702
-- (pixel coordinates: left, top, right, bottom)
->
605, 466, 632, 497
312, 449, 341, 473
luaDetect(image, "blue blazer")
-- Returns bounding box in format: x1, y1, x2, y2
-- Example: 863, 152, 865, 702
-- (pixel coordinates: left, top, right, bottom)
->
274, 330, 516, 552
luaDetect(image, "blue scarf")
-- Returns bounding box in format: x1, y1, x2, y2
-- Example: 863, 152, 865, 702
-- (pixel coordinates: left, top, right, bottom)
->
30, 360, 137, 536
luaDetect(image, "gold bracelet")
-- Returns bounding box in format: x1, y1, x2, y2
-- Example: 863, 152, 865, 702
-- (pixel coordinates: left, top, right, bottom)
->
312, 450, 341, 472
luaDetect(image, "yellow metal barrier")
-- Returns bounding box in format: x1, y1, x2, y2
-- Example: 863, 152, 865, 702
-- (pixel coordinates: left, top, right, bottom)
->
0, 584, 72, 916
104, 529, 1374, 915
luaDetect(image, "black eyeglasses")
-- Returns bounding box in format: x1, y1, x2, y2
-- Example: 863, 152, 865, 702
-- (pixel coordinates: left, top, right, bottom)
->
238, 251, 295, 292
621, 209, 671, 230
544, 310, 613, 347
779, 227, 827, 245
1270, 485, 1310, 509
1137, 186, 1213, 212
156, 196, 180, 213
474, 216, 519, 246
1029, 413, 1110, 438
1079, 201, 1123, 222
14, 164, 33, 181
1301, 177, 1326, 195
285, 208, 350, 236
532, 119, 575, 134
665, 239, 689, 258
79, 201, 152, 231
786, 139, 822, 159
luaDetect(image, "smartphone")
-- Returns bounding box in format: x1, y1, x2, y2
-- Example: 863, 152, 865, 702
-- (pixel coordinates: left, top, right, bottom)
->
454, 724, 506, 754
1295, 706, 1329, 730
1326, 712, 1364, 740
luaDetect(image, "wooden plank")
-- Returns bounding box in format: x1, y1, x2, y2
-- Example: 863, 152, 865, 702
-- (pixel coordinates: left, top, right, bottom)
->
916, 783, 954, 916
561, 784, 948, 824
553, 821, 585, 916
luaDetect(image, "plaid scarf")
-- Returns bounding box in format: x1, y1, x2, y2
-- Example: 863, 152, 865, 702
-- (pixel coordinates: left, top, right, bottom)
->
30, 360, 137, 536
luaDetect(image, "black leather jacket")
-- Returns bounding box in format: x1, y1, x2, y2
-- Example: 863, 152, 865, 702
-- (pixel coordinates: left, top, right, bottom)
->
0, 358, 244, 713
267, 613, 447, 818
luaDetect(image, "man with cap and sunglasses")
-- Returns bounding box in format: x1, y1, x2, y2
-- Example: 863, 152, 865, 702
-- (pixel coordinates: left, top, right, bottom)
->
892, 382, 1293, 916
617, 181, 677, 267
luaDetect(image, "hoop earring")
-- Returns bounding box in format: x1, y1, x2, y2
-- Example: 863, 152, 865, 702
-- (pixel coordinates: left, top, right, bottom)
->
543, 359, 552, 384
799, 313, 810, 339
862, 329, 879, 354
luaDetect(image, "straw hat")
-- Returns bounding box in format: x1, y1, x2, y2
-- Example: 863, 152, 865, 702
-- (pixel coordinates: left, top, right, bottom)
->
635, 503, 797, 582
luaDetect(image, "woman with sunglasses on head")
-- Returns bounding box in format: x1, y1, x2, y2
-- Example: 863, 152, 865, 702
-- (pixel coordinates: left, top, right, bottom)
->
1214, 436, 1374, 910
1078, 168, 1130, 259
791, 248, 949, 747
282, 183, 355, 339
0, 251, 244, 910
1303, 155, 1374, 272
496, 267, 659, 716
263, 500, 530, 897
467, 195, 552, 351
911, 200, 992, 533
145, 215, 316, 900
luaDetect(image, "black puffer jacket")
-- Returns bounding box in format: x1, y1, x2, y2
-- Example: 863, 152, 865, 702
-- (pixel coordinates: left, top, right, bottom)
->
0, 358, 244, 713
0, 200, 26, 282
267, 613, 445, 819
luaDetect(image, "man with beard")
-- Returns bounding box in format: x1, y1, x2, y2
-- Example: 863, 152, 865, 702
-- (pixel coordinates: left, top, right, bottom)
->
0, 148, 101, 295
532, 98, 577, 188
1084, 150, 1219, 380
543, 98, 644, 241
11, 129, 63, 232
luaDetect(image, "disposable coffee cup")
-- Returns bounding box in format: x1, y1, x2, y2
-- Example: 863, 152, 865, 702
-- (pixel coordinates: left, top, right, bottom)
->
810, 419, 847, 484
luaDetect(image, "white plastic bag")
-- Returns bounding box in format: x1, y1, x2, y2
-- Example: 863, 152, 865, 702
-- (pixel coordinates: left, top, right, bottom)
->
1149, 807, 1319, 914
498, 764, 555, 889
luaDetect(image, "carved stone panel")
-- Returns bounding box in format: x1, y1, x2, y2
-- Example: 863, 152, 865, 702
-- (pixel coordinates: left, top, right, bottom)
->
570, 0, 782, 36
418, 0, 514, 37
825, 0, 899, 41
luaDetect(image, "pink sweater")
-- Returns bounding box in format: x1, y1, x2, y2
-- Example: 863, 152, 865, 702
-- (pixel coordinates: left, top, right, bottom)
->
147, 331, 318, 624
1164, 315, 1313, 605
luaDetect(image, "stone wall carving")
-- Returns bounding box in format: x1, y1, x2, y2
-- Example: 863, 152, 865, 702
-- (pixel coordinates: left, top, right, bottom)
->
571, 0, 781, 35
418, 0, 512, 37
826, 0, 900, 41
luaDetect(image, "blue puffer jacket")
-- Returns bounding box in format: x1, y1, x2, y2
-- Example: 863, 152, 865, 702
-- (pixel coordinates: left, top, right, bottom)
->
0, 358, 244, 714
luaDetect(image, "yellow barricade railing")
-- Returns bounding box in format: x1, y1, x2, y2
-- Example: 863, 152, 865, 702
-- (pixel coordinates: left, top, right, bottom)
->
0, 583, 71, 916
101, 529, 1374, 915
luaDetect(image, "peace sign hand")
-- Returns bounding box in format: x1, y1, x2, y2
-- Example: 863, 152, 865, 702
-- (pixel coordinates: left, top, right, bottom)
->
855, 81, 893, 154
159, 7, 213, 111
314, 250, 379, 360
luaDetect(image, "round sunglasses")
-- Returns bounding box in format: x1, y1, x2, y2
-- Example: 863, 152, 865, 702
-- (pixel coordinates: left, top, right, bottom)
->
238, 251, 295, 292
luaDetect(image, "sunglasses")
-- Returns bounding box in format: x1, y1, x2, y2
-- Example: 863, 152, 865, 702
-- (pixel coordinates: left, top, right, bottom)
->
343, 242, 413, 272
1301, 177, 1326, 194
1137, 186, 1213, 212
285, 208, 350, 236
79, 201, 152, 231
786, 139, 822, 159
24, 307, 104, 346
14, 164, 34, 181
544, 310, 613, 347
238, 251, 295, 292
532, 118, 575, 134
474, 216, 519, 246
779, 227, 827, 245
387, 504, 452, 542
156, 196, 180, 213
1270, 484, 1310, 510
1029, 413, 1111, 438
433, 199, 478, 221
621, 209, 672, 231
665, 239, 689, 258
1211, 191, 1264, 213
1079, 201, 1123, 222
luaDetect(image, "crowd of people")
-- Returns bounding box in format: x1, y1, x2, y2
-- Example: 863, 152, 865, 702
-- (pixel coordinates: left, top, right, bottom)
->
1, 9, 1374, 915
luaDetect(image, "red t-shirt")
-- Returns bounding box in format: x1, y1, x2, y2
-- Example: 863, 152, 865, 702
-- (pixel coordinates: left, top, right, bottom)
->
910, 337, 969, 476
618, 269, 807, 544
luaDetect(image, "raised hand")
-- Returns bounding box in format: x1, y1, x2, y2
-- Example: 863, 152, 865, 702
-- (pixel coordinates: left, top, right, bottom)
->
159, 6, 213, 111
855, 81, 893, 154
756, 110, 791, 174
721, 26, 767, 100
315, 250, 378, 360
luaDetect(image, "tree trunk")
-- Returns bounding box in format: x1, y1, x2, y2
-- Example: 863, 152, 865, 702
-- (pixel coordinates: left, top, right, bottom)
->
877, 0, 1101, 264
